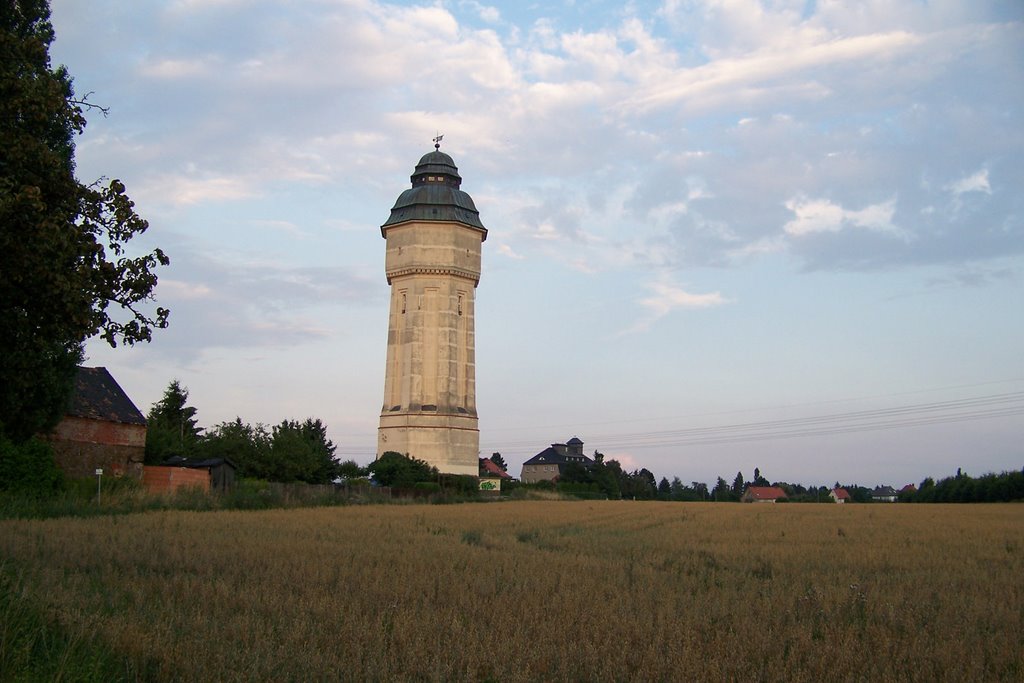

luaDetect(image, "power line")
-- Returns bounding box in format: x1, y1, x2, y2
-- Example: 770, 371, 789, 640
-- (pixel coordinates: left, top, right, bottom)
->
481, 377, 1024, 434
479, 391, 1024, 454
332, 385, 1024, 458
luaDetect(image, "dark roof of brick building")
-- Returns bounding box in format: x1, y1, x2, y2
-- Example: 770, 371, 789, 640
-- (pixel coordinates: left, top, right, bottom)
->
68, 367, 146, 426
523, 443, 594, 467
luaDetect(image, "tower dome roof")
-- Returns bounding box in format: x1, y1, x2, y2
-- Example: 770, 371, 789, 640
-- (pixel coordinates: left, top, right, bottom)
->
382, 147, 487, 237
413, 150, 461, 181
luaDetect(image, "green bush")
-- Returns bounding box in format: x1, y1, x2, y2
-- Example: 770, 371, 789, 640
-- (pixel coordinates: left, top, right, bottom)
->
0, 436, 64, 496
440, 474, 479, 495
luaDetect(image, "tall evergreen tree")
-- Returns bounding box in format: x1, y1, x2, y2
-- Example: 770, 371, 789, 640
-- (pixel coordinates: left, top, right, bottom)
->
145, 380, 201, 463
0, 0, 169, 443
488, 452, 507, 472
732, 471, 746, 498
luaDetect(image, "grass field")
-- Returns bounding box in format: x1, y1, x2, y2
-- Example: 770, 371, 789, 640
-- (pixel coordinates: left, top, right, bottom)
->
1, 501, 1022, 681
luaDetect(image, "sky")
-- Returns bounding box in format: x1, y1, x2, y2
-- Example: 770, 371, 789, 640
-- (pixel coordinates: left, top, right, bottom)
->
49, 0, 1023, 488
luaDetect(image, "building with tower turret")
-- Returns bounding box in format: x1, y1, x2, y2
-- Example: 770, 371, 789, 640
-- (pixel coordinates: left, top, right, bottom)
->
377, 142, 486, 475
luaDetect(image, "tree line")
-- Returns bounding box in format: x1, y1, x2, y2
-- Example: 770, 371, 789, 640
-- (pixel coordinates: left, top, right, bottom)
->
527, 457, 1024, 503
146, 381, 361, 485
901, 468, 1024, 503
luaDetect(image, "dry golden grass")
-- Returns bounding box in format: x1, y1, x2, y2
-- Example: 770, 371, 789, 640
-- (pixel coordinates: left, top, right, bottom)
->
1, 501, 1022, 681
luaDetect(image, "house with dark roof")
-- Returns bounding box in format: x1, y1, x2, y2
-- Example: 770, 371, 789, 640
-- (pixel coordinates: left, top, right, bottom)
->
741, 486, 788, 503
520, 437, 594, 484
44, 367, 147, 480
871, 485, 899, 503
830, 487, 851, 503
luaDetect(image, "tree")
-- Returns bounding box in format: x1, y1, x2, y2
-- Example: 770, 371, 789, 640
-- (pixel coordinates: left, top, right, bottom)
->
731, 471, 745, 498
657, 477, 672, 500
198, 418, 271, 479
0, 434, 63, 495
560, 461, 592, 484
753, 467, 769, 487
624, 468, 657, 500
336, 460, 366, 481
368, 451, 438, 487
145, 380, 201, 464
269, 418, 339, 484
489, 452, 507, 472
0, 1, 169, 443
590, 459, 621, 499
712, 477, 731, 501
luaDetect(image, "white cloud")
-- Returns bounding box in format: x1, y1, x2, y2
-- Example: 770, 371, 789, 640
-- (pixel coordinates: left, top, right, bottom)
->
139, 58, 216, 79
159, 280, 212, 300
783, 197, 903, 238
139, 174, 255, 207
497, 243, 524, 259
460, 0, 500, 24
640, 279, 729, 315
620, 276, 729, 335
946, 169, 991, 198
624, 30, 922, 114
570, 258, 598, 274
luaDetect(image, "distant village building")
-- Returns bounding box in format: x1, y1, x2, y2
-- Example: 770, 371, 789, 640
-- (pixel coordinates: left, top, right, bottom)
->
871, 485, 899, 503
520, 437, 594, 484
741, 486, 788, 503
376, 141, 487, 476
479, 457, 513, 480
830, 487, 851, 503
44, 366, 146, 480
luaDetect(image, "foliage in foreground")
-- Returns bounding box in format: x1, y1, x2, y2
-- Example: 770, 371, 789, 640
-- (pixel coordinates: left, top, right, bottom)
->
0, 435, 64, 496
0, 565, 148, 682
1, 0, 168, 444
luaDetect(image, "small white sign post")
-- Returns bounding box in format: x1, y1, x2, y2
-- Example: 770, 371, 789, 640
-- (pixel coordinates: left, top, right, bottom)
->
95, 468, 103, 505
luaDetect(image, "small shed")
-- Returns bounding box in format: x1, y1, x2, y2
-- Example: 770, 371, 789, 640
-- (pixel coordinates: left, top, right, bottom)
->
162, 456, 237, 492
45, 367, 146, 480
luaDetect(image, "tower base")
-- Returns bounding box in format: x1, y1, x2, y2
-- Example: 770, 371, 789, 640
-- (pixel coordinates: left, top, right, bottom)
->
377, 412, 479, 476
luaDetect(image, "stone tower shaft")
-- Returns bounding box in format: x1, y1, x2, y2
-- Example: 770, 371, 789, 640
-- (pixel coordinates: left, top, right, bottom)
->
377, 149, 486, 476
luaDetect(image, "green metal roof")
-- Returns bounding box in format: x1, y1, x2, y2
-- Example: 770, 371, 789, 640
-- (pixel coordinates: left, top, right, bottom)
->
381, 149, 487, 235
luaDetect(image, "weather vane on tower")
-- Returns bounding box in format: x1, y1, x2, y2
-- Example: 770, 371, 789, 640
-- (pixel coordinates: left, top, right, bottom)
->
433, 133, 443, 150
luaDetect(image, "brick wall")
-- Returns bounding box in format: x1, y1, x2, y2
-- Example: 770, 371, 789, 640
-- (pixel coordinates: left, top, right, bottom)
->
142, 466, 210, 494
46, 417, 146, 480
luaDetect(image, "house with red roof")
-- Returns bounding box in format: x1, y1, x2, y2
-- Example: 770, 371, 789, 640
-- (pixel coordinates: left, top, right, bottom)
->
479, 457, 513, 479
741, 486, 788, 503
829, 487, 851, 503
